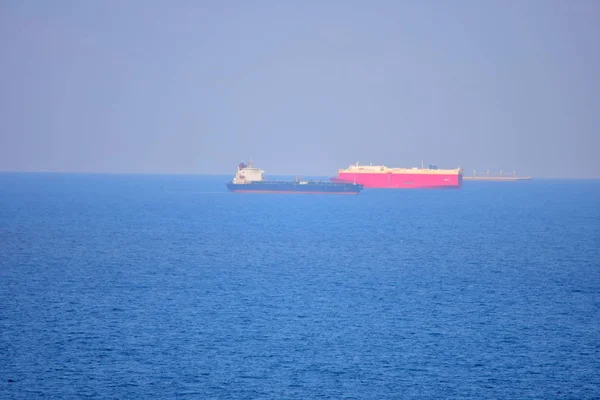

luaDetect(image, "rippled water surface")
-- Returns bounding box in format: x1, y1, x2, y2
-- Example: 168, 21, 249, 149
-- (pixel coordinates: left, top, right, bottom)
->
1, 173, 599, 399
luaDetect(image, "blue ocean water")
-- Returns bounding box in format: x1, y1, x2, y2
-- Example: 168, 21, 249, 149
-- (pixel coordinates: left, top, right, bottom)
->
1, 173, 599, 399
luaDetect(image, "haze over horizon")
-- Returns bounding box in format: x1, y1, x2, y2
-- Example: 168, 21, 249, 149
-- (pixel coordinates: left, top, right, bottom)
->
1, 1, 598, 179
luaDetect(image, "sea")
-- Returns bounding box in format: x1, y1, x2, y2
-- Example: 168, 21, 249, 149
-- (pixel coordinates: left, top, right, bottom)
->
1, 173, 599, 399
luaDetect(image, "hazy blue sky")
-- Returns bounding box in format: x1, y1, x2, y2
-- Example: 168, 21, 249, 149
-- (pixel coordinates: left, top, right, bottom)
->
1, 1, 598, 178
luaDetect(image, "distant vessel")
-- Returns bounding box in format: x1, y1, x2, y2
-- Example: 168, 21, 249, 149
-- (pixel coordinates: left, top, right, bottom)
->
463, 170, 532, 182
331, 161, 463, 189
226, 161, 363, 194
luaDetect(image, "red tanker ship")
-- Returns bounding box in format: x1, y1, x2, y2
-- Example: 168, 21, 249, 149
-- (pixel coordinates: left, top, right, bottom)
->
331, 162, 463, 189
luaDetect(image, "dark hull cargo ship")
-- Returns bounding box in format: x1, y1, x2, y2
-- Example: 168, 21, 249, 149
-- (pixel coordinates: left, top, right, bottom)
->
226, 161, 363, 195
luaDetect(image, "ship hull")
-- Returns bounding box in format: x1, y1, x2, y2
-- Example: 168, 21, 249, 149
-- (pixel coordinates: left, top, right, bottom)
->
332, 172, 462, 189
227, 181, 363, 194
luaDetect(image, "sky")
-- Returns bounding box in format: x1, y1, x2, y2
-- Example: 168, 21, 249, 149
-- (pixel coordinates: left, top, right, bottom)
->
0, 1, 598, 178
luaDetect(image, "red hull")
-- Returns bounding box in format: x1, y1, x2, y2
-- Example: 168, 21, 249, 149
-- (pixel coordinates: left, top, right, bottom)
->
333, 172, 462, 189
230, 190, 359, 195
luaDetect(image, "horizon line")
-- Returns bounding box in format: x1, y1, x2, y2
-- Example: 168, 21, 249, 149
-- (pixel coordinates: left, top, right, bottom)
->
2, 169, 600, 180
0, 169, 334, 177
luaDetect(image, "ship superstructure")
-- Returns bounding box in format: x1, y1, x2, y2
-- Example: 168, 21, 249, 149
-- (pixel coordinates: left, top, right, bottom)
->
231, 161, 265, 184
